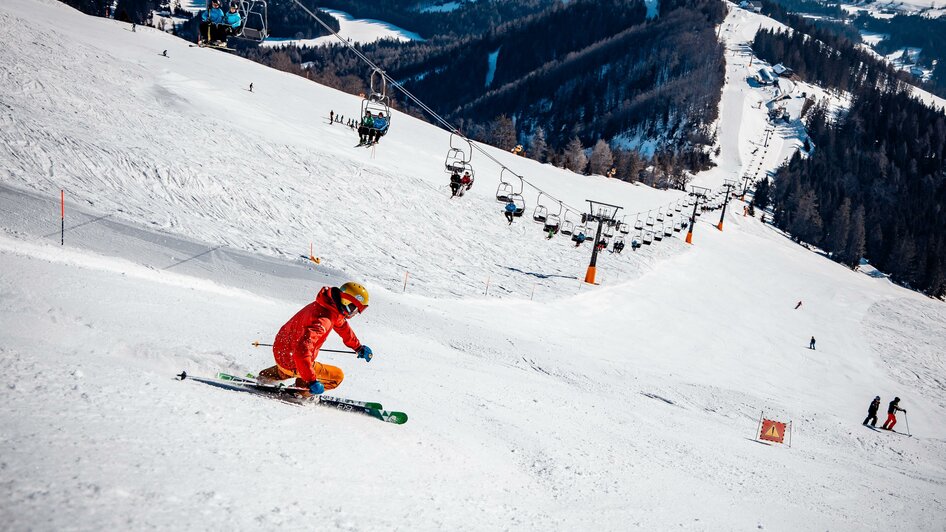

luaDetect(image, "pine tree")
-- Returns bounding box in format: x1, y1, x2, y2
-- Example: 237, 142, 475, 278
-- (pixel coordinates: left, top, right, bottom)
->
563, 137, 588, 174
790, 189, 823, 244
752, 178, 771, 210
588, 139, 614, 176
827, 199, 851, 262
845, 205, 866, 269
530, 127, 549, 163
488, 115, 517, 151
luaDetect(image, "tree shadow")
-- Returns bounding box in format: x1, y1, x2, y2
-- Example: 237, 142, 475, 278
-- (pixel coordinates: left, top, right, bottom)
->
504, 266, 576, 280
164, 245, 222, 270
42, 213, 113, 238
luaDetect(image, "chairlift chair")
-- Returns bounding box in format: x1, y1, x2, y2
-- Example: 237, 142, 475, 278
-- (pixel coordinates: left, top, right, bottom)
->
572, 224, 589, 243
653, 230, 664, 242
445, 133, 472, 173
619, 222, 630, 235
235, 0, 268, 42
643, 231, 653, 245
445, 148, 469, 174
663, 225, 673, 237
496, 182, 514, 203
646, 215, 655, 227
533, 192, 553, 224
543, 203, 563, 233
495, 168, 522, 203
560, 211, 576, 236
358, 69, 390, 139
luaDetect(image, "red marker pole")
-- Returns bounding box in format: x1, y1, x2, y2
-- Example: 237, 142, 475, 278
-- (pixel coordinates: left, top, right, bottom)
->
60, 189, 64, 246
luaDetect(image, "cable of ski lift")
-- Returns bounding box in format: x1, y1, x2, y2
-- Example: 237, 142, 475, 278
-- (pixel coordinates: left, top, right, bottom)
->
287, 0, 587, 215
289, 0, 732, 229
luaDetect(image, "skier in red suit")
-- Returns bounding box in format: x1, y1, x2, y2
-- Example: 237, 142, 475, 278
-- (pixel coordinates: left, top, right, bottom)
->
258, 282, 373, 395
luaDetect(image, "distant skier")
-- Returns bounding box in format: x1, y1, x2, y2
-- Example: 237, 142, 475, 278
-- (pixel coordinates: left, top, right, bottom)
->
863, 396, 881, 427
794, 301, 803, 310
329, 110, 334, 124
162, 50, 168, 57
449, 171, 462, 197
131, 23, 136, 32
504, 201, 517, 224
249, 82, 253, 92
880, 397, 906, 430
809, 336, 816, 350
257, 282, 374, 395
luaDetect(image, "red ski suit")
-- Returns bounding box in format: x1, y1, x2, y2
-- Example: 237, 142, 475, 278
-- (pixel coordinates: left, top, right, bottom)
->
272, 287, 362, 384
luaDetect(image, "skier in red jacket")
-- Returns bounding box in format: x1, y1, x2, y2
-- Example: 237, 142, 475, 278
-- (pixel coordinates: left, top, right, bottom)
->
258, 282, 373, 395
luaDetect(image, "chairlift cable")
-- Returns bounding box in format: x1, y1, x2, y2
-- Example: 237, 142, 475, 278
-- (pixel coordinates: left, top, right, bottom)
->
289, 0, 729, 221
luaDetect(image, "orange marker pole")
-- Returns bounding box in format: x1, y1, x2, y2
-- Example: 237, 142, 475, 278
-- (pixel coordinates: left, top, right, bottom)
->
60, 190, 64, 246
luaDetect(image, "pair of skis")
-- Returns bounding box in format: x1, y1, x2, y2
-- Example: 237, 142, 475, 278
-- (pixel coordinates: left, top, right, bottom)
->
865, 425, 911, 437
176, 371, 407, 424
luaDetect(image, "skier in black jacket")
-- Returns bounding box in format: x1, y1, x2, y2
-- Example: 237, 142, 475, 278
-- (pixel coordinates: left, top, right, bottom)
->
863, 396, 881, 427
881, 397, 906, 430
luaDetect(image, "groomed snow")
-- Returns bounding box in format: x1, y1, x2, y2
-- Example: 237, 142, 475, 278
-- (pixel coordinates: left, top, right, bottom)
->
1, 0, 945, 530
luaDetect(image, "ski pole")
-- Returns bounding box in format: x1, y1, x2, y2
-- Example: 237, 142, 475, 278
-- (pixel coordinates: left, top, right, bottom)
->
904, 411, 911, 436
251, 341, 355, 355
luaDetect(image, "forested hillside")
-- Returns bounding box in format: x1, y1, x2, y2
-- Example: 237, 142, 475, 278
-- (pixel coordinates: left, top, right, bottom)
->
247, 0, 726, 179
750, 10, 946, 297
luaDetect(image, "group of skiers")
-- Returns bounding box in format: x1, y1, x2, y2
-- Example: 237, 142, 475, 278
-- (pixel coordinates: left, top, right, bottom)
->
864, 396, 907, 431
198, 0, 242, 45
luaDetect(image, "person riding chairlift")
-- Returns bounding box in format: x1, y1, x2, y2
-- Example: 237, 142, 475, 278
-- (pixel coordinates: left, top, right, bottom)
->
459, 171, 473, 196
198, 0, 225, 43
199, 1, 241, 44
449, 171, 462, 197
370, 112, 389, 144
358, 111, 374, 144
504, 201, 517, 224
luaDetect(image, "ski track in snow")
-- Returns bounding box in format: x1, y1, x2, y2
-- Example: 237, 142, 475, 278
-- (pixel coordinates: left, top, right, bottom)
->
1, 0, 946, 530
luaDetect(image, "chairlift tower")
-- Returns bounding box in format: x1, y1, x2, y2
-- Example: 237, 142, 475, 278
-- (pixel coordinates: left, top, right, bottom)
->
717, 179, 738, 231
583, 200, 623, 284
685, 186, 710, 244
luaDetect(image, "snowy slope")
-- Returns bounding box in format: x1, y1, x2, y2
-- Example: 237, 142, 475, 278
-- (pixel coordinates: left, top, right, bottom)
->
2, 1, 946, 530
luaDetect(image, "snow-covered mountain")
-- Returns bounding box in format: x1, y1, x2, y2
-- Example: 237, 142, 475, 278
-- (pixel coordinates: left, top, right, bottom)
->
1, 0, 945, 530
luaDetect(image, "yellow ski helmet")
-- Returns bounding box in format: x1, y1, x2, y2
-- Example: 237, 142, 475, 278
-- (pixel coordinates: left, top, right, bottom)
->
339, 281, 369, 317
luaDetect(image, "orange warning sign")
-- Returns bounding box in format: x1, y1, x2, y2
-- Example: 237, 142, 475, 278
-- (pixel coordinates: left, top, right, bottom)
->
760, 419, 786, 443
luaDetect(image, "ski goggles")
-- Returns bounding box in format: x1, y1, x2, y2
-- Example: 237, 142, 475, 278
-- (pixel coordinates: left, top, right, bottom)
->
340, 297, 366, 317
